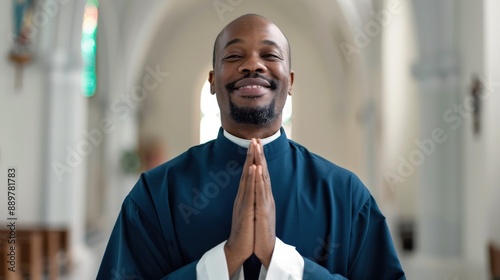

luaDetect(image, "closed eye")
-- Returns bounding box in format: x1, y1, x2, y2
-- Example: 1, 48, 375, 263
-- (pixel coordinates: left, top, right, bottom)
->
262, 53, 282, 60
223, 54, 241, 60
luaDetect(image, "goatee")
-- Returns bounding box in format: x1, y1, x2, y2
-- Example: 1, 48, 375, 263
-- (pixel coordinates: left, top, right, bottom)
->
229, 98, 276, 126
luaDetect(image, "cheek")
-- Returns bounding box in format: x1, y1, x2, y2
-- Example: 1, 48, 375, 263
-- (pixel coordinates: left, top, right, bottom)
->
212, 79, 226, 94
273, 66, 290, 84
214, 71, 234, 91
277, 75, 291, 91
215, 93, 229, 110
274, 91, 289, 109
218, 65, 236, 79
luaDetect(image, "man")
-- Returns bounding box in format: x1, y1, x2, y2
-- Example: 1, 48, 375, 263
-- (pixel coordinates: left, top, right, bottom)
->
97, 14, 405, 279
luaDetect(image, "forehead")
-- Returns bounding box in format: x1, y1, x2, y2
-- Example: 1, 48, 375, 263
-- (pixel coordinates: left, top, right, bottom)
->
218, 17, 288, 51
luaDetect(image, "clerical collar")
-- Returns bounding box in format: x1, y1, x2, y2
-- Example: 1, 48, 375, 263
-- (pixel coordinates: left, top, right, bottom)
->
223, 129, 281, 148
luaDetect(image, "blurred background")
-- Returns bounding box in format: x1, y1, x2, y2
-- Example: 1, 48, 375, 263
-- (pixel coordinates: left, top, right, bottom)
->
0, 0, 499, 279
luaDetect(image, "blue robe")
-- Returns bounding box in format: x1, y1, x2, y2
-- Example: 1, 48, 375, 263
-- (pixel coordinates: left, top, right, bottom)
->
97, 128, 405, 279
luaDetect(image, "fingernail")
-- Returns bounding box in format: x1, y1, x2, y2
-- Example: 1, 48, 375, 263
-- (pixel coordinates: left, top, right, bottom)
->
249, 165, 253, 174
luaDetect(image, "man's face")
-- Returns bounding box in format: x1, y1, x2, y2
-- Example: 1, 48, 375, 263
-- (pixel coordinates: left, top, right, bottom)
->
209, 16, 294, 128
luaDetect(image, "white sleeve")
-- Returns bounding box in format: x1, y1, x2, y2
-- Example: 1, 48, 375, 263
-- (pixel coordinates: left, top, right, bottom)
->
258, 237, 304, 280
196, 240, 244, 280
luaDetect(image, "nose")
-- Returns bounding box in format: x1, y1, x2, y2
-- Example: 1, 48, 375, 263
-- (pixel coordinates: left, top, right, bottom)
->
238, 53, 267, 74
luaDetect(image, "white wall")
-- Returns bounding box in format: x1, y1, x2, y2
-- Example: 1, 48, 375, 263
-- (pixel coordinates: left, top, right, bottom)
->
458, 0, 488, 271
391, 0, 496, 278
483, 0, 500, 271
484, 0, 500, 250
381, 0, 419, 218
451, 0, 500, 275
0, 0, 45, 224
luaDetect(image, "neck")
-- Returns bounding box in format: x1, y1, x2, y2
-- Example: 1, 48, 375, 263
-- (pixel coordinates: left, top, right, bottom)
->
222, 121, 281, 139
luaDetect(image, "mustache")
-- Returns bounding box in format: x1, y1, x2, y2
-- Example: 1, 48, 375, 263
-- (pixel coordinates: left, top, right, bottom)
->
224, 73, 278, 93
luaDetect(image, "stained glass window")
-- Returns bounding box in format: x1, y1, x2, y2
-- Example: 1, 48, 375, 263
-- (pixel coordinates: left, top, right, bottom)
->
81, 0, 98, 97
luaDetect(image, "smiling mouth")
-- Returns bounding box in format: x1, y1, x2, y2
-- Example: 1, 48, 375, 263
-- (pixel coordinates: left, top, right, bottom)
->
237, 85, 269, 90
226, 74, 277, 93
234, 84, 271, 99
235, 85, 269, 99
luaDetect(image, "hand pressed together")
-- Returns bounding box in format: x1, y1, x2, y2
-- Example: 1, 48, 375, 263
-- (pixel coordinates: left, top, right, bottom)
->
224, 139, 276, 276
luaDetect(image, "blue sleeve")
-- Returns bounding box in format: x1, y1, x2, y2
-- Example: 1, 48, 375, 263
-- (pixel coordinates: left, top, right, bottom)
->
97, 196, 197, 280
302, 196, 406, 280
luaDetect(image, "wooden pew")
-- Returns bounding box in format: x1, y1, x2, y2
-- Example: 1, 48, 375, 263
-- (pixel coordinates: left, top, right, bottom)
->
491, 243, 500, 280
0, 227, 70, 280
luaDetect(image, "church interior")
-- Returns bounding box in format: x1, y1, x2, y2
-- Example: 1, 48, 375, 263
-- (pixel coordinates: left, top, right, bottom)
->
1, 0, 500, 279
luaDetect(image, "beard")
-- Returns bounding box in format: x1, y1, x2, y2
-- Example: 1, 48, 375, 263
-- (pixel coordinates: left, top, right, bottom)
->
229, 97, 276, 126
225, 73, 279, 126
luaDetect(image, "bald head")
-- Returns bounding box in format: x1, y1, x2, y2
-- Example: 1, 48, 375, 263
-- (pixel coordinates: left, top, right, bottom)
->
212, 14, 291, 69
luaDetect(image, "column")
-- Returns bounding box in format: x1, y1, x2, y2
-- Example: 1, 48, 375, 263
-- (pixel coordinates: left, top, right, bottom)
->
409, 0, 464, 277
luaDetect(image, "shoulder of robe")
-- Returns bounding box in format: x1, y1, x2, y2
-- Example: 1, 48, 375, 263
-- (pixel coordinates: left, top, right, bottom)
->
140, 140, 216, 185
127, 141, 216, 210
288, 139, 371, 201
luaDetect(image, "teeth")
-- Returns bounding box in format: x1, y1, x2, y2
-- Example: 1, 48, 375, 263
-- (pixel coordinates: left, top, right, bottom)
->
239, 85, 262, 89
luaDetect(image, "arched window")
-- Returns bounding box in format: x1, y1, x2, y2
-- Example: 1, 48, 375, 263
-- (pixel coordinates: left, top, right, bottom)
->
200, 81, 292, 143
200, 81, 221, 143
81, 0, 98, 97
282, 93, 292, 137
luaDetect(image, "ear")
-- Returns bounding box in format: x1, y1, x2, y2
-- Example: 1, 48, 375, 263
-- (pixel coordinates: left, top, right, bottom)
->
208, 70, 215, 95
288, 71, 294, 96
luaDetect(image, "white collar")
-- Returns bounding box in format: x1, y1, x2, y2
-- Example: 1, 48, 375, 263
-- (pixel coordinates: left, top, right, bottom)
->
223, 129, 281, 148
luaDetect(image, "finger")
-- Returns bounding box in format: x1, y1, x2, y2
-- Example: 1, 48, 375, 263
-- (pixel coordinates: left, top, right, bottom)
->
255, 165, 265, 202
253, 139, 266, 167
236, 143, 254, 201
244, 165, 256, 209
254, 139, 271, 193
257, 165, 274, 205
242, 142, 255, 179
254, 165, 276, 266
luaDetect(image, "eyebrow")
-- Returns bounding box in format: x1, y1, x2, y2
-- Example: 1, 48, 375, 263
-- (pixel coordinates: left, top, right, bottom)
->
223, 38, 282, 50
223, 38, 243, 49
262, 39, 280, 48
